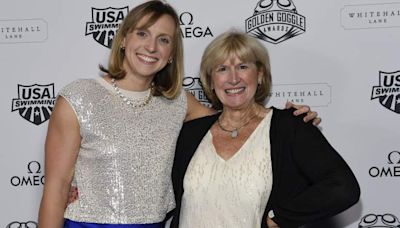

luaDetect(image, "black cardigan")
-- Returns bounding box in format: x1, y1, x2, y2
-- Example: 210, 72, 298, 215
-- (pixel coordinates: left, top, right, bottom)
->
170, 107, 360, 228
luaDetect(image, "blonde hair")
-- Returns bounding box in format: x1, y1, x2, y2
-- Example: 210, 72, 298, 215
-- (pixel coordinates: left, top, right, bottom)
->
200, 31, 272, 109
101, 0, 184, 99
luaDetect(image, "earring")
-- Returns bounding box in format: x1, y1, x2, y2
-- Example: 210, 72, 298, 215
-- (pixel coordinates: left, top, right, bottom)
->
168, 58, 173, 64
121, 46, 125, 52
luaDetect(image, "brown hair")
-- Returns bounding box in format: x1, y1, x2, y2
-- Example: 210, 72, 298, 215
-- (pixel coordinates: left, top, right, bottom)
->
100, 0, 184, 99
200, 30, 272, 109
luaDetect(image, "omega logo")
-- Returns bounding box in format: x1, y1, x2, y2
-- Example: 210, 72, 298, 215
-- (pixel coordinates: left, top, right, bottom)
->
179, 12, 213, 38
10, 161, 45, 186
369, 151, 400, 178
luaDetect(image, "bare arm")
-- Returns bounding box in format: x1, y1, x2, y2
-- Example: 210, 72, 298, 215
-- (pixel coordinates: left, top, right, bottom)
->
185, 91, 215, 122
38, 96, 81, 228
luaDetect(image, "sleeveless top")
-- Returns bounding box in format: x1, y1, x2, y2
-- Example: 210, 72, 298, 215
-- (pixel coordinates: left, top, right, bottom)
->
59, 78, 187, 224
179, 110, 273, 228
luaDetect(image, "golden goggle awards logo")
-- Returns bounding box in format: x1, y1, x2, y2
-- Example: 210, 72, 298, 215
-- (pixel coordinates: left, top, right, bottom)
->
245, 0, 306, 44
359, 213, 400, 227
182, 76, 210, 107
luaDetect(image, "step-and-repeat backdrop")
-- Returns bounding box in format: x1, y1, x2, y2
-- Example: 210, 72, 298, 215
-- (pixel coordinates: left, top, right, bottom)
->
1, 0, 399, 227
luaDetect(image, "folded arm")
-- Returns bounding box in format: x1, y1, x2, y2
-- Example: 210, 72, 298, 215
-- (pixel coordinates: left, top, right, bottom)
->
272, 115, 360, 228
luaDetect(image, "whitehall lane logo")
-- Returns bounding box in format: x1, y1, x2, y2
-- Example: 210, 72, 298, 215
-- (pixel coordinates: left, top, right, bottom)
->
368, 150, 400, 178
267, 83, 331, 107
0, 19, 48, 44
182, 76, 211, 107
341, 3, 400, 30
7, 221, 38, 228
10, 161, 44, 187
245, 0, 306, 44
358, 213, 400, 227
11, 83, 56, 125
179, 12, 214, 38
371, 71, 400, 114
85, 6, 128, 48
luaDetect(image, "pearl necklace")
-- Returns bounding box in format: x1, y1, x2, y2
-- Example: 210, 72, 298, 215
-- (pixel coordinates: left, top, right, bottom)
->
217, 113, 258, 138
111, 78, 152, 108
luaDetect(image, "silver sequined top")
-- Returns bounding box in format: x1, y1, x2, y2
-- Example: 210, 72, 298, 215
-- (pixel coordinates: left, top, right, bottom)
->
59, 79, 187, 224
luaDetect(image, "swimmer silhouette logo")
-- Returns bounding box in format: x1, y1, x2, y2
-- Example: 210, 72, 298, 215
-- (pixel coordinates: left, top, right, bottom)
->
245, 0, 306, 44
85, 7, 128, 48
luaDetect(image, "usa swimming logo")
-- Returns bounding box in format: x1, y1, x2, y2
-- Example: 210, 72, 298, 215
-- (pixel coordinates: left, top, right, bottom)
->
85, 6, 128, 48
11, 83, 56, 125
371, 71, 400, 114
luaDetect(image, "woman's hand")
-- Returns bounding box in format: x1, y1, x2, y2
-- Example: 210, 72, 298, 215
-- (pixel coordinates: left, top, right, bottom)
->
67, 186, 79, 205
266, 216, 280, 228
286, 101, 321, 126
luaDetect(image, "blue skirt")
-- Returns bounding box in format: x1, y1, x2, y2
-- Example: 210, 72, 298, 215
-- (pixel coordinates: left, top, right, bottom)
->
64, 219, 164, 228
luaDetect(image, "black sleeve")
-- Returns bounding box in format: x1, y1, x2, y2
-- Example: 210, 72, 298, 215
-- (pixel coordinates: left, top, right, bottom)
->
272, 112, 360, 228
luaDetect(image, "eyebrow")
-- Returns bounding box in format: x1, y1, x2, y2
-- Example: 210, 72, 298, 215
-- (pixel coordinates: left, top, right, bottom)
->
135, 27, 173, 38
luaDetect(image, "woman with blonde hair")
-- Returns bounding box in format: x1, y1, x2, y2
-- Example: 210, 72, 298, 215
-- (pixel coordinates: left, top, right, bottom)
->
171, 31, 360, 228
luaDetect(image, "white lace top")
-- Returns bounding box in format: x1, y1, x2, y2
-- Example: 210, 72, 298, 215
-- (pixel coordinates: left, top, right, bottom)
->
180, 110, 273, 228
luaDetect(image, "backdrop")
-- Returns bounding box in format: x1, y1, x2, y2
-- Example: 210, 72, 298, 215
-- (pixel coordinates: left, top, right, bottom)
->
1, 0, 400, 227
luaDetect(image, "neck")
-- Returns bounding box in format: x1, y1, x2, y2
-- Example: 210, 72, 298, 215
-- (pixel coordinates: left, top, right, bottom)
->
105, 74, 153, 92
220, 103, 262, 128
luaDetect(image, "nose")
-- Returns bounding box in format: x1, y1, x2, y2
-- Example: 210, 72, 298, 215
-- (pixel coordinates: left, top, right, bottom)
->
229, 68, 240, 85
145, 37, 157, 53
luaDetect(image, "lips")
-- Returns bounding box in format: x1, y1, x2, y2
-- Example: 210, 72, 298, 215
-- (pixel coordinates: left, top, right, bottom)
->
225, 87, 245, 94
137, 53, 158, 63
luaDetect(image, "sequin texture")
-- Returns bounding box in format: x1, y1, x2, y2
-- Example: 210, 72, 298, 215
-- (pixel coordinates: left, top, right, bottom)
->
59, 79, 187, 223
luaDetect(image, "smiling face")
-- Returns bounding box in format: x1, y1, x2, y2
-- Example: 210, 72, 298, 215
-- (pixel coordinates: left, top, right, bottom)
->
122, 14, 175, 82
211, 55, 262, 111
200, 31, 271, 110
